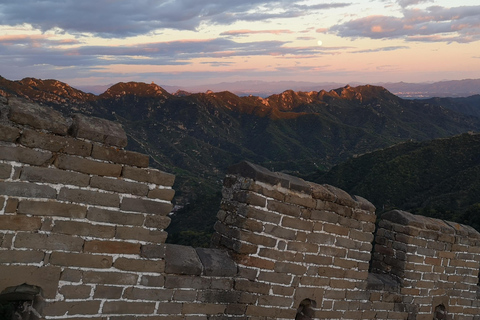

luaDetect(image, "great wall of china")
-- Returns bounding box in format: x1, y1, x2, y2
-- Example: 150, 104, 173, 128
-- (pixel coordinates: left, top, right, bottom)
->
0, 96, 479, 320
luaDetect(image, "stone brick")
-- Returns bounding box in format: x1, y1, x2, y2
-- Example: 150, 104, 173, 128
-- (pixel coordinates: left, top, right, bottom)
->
0, 181, 57, 199
59, 285, 93, 299
43, 301, 101, 317
93, 285, 124, 299
18, 199, 87, 218
330, 278, 357, 289
52, 220, 116, 238
323, 223, 350, 236
20, 128, 92, 156
50, 252, 112, 268
210, 278, 234, 290
123, 287, 173, 301
144, 214, 171, 229
164, 275, 210, 289
0, 215, 42, 231
281, 216, 313, 231
114, 257, 165, 273
140, 275, 166, 287
55, 154, 122, 177
173, 289, 197, 302
232, 254, 274, 270
58, 187, 120, 207
196, 248, 237, 277
115, 226, 168, 243
14, 232, 84, 252
233, 191, 267, 207
148, 188, 175, 201
71, 113, 127, 147
87, 207, 145, 226
318, 245, 347, 257
90, 175, 148, 196
310, 209, 340, 224
245, 305, 276, 317
91, 144, 149, 167
0, 145, 52, 166
20, 166, 90, 187
0, 163, 12, 179
8, 97, 69, 135
0, 124, 21, 142
336, 236, 358, 249
267, 199, 301, 217
257, 271, 292, 285
241, 206, 281, 224
304, 254, 332, 266
0, 265, 61, 299
165, 244, 203, 275
84, 240, 141, 254
285, 193, 316, 208
5, 198, 18, 213
0, 250, 44, 264
157, 302, 183, 314
121, 197, 172, 215
275, 262, 307, 275
60, 268, 82, 282
334, 257, 358, 269
141, 244, 166, 259
122, 166, 175, 186
83, 271, 138, 285
287, 241, 318, 253
263, 224, 295, 240
182, 303, 226, 315
306, 232, 335, 246
258, 247, 295, 262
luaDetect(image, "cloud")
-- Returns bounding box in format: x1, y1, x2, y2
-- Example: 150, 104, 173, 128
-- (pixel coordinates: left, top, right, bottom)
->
0, 0, 351, 38
396, 0, 433, 8
221, 29, 293, 36
351, 46, 409, 53
0, 36, 335, 70
331, 5, 480, 43
0, 34, 80, 46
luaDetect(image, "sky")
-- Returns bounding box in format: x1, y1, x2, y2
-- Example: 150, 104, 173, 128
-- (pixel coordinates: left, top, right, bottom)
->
0, 0, 479, 88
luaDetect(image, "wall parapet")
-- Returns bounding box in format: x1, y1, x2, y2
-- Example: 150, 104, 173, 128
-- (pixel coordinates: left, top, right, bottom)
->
1, 97, 480, 320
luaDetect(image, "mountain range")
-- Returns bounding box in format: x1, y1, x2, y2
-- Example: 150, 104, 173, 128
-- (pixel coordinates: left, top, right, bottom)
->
76, 78, 480, 98
1, 75, 479, 245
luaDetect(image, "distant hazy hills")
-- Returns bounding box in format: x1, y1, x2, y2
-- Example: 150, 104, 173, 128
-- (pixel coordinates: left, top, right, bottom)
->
1, 75, 480, 244
76, 78, 480, 98
317, 132, 480, 230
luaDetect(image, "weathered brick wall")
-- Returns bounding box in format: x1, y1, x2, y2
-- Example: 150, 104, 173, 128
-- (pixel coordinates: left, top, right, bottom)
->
372, 210, 480, 320
212, 161, 379, 319
1, 97, 480, 320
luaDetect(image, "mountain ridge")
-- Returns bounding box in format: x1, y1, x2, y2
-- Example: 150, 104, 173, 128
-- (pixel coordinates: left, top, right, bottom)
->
73, 78, 480, 98
2, 75, 480, 245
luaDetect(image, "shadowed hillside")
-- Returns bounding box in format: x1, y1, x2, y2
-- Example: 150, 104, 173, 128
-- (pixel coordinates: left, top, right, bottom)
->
2, 76, 480, 245
316, 132, 480, 230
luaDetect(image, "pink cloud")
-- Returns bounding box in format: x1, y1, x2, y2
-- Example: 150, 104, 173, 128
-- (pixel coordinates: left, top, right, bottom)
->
331, 5, 480, 43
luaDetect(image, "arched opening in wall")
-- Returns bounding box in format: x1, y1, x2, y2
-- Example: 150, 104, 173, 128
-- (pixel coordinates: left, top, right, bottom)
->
0, 284, 43, 320
433, 304, 448, 320
295, 298, 316, 320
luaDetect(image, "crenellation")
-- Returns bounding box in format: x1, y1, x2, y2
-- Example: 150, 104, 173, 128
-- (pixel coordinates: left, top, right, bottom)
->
1, 98, 480, 319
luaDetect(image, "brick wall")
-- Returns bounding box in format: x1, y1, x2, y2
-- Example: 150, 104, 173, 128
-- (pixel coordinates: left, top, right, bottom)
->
0, 97, 479, 320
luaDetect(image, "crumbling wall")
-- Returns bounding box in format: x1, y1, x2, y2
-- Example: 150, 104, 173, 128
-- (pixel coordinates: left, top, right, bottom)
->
1, 97, 480, 320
